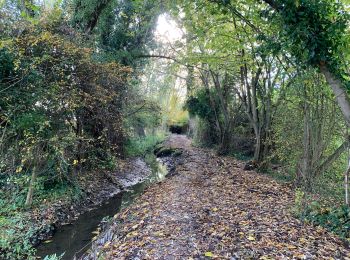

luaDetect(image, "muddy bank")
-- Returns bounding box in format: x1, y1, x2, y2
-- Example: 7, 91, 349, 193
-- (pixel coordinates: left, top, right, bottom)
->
153, 134, 190, 177
29, 158, 152, 248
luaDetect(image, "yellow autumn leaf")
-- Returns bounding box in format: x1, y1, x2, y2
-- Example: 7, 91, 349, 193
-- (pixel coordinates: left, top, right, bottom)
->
247, 235, 255, 241
73, 159, 79, 165
204, 251, 213, 257
126, 231, 138, 238
155, 231, 164, 237
212, 207, 218, 212
287, 244, 297, 249
293, 253, 305, 258
16, 166, 23, 173
299, 237, 307, 243
103, 241, 111, 249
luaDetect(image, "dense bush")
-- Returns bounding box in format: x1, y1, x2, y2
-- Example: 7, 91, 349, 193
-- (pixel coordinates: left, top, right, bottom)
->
185, 89, 222, 146
304, 204, 350, 238
292, 189, 350, 239
185, 89, 218, 121
0, 25, 129, 180
0, 22, 130, 259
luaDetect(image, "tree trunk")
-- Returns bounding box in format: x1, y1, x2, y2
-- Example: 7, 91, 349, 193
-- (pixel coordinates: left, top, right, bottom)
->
218, 123, 231, 155
319, 64, 350, 128
210, 71, 232, 149
259, 0, 350, 127
315, 138, 350, 175
345, 159, 350, 206
73, 0, 112, 33
253, 127, 269, 166
345, 147, 350, 205
299, 108, 313, 189
199, 70, 222, 143
25, 165, 37, 207
253, 126, 261, 161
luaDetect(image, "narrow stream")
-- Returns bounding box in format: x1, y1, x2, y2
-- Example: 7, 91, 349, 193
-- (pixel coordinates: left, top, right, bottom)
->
35, 158, 168, 260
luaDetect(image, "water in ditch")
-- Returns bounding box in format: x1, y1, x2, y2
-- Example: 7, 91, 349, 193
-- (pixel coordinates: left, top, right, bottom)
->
35, 158, 168, 260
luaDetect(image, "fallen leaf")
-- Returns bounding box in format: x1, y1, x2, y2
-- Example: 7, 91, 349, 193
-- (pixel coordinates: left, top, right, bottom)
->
132, 224, 138, 229
247, 235, 255, 241
103, 241, 111, 249
287, 244, 297, 250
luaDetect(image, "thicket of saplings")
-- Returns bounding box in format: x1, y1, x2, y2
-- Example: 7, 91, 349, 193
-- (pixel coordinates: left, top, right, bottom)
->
185, 79, 350, 239
177, 0, 350, 240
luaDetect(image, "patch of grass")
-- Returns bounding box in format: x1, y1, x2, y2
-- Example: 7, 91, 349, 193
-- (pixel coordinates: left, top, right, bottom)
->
125, 133, 167, 157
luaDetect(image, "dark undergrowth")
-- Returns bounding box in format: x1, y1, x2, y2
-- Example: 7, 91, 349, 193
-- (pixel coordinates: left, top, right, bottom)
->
0, 177, 82, 259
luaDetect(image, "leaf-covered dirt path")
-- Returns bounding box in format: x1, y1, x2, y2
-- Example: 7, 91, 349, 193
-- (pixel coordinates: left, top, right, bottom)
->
86, 135, 350, 259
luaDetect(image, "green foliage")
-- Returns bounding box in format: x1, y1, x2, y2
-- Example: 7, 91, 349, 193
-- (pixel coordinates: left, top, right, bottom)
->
272, 69, 345, 190
124, 99, 162, 137
291, 187, 350, 238
168, 110, 189, 128
185, 89, 221, 146
0, 215, 36, 259
191, 117, 220, 148
0, 48, 14, 78
0, 17, 129, 258
303, 202, 350, 238
125, 133, 167, 157
43, 253, 65, 260
278, 0, 350, 77
0, 23, 129, 178
291, 188, 306, 216
0, 172, 82, 259
72, 0, 160, 67
185, 89, 219, 121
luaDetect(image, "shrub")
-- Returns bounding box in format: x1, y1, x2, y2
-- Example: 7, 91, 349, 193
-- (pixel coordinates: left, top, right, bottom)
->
303, 203, 350, 238
125, 133, 167, 157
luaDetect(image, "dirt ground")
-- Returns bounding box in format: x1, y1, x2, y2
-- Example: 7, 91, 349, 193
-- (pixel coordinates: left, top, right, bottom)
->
84, 134, 350, 259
